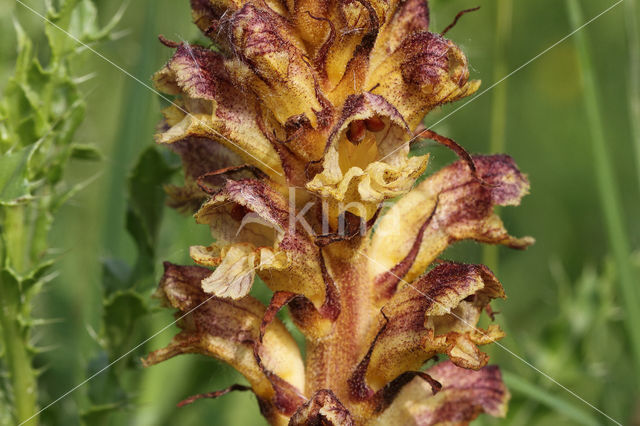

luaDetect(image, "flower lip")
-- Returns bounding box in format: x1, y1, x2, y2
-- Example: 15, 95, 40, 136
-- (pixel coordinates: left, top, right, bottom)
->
143, 262, 306, 414
288, 389, 354, 426
304, 91, 426, 224
192, 178, 330, 307
369, 154, 534, 294
375, 361, 510, 424
195, 164, 268, 195
349, 263, 506, 395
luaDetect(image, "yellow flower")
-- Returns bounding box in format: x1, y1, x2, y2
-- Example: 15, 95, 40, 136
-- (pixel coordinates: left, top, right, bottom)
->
145, 0, 534, 424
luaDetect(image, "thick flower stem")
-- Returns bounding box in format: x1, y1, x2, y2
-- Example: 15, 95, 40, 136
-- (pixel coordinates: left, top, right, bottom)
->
0, 206, 39, 425
305, 245, 376, 418
566, 0, 640, 374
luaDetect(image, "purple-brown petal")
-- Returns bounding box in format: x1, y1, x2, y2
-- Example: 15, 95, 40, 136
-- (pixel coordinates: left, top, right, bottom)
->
142, 262, 305, 415
370, 154, 534, 300
288, 389, 354, 426
375, 361, 510, 425
350, 263, 506, 395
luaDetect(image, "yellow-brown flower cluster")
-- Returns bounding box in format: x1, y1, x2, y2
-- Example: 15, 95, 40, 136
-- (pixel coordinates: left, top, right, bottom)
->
144, 0, 534, 424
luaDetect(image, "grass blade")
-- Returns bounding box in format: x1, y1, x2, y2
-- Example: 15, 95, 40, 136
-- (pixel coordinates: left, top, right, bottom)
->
565, 0, 640, 374
624, 0, 640, 189
502, 371, 600, 426
483, 0, 513, 272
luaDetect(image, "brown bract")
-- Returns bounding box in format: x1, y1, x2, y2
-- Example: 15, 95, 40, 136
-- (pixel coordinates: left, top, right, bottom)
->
146, 1, 532, 424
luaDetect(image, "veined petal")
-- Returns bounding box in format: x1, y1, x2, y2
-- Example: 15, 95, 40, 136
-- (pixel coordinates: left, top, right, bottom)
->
366, 30, 480, 129
318, 0, 399, 93
289, 390, 354, 426
349, 263, 505, 395
227, 4, 322, 127
288, 0, 332, 54
191, 0, 289, 48
143, 262, 305, 418
374, 361, 510, 425
154, 43, 286, 182
369, 0, 430, 72
369, 155, 534, 297
306, 92, 429, 224
164, 136, 243, 213
201, 244, 257, 298
322, 1, 376, 92
192, 179, 328, 308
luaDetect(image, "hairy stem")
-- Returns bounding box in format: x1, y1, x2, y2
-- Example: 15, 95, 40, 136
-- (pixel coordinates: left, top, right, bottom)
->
305, 243, 376, 421
566, 0, 640, 374
483, 0, 513, 272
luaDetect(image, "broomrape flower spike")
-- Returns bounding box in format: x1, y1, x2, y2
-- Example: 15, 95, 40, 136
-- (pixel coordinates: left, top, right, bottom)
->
145, 0, 534, 424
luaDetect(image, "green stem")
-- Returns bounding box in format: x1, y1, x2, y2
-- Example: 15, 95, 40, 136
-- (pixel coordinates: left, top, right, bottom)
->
0, 292, 39, 425
4, 205, 27, 274
624, 0, 640, 189
483, 0, 513, 272
566, 0, 640, 374
0, 206, 39, 425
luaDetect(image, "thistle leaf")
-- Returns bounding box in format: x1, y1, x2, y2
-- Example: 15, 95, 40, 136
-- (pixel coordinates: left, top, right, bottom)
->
0, 144, 36, 205
0, 1, 114, 423
45, 0, 81, 60
126, 146, 176, 286
70, 144, 102, 161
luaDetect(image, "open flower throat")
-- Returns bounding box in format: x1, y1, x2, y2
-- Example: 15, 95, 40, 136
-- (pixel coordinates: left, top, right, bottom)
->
145, 0, 534, 424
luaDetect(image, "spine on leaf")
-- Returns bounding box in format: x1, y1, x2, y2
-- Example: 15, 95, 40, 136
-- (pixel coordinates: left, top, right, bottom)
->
0, 2, 116, 423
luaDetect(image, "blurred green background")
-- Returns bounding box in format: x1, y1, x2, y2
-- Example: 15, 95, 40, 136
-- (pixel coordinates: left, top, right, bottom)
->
1, 0, 638, 424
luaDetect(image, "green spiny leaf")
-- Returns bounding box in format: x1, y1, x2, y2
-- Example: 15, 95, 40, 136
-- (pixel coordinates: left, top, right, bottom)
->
69, 0, 100, 39
45, 0, 82, 60
50, 172, 99, 214
0, 1, 117, 424
18, 260, 54, 295
70, 144, 102, 161
84, 145, 176, 421
101, 258, 132, 297
126, 146, 176, 286
81, 401, 128, 426
83, 351, 128, 414
0, 144, 37, 205
11, 19, 32, 83
102, 290, 149, 374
